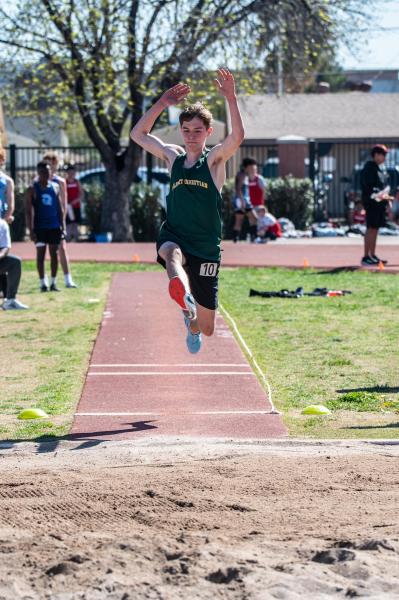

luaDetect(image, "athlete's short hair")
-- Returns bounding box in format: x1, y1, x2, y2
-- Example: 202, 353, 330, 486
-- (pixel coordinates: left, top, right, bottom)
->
179, 102, 212, 129
37, 160, 51, 172
371, 144, 388, 157
0, 147, 6, 162
42, 151, 59, 162
242, 157, 257, 168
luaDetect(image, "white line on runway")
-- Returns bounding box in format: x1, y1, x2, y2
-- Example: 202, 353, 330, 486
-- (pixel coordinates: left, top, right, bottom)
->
88, 371, 253, 376
75, 411, 275, 416
90, 363, 250, 368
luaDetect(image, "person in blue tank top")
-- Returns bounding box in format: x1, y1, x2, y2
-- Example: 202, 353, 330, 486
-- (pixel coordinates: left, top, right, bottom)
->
131, 68, 244, 354
26, 161, 65, 292
42, 152, 78, 288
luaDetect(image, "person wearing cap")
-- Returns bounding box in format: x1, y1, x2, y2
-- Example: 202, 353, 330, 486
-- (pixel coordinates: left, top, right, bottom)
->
360, 144, 390, 266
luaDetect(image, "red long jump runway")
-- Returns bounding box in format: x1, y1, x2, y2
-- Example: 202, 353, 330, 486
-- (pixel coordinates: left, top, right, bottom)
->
70, 272, 286, 440
13, 239, 399, 271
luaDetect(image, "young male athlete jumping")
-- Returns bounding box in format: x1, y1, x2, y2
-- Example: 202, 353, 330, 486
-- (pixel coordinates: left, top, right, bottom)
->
131, 68, 244, 353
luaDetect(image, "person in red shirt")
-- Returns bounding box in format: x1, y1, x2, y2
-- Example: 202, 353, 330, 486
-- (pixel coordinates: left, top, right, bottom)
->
352, 200, 366, 225
243, 157, 266, 215
65, 164, 83, 242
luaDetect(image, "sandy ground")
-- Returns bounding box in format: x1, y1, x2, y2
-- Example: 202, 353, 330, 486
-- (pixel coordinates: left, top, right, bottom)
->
0, 438, 398, 600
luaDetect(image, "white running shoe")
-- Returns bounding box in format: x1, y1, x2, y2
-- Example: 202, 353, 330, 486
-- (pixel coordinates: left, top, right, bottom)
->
2, 298, 29, 310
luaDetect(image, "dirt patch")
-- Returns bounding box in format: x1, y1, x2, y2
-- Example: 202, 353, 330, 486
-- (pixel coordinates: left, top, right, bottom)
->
0, 439, 398, 599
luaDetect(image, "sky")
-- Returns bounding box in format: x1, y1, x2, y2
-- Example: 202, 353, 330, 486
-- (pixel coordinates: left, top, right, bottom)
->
338, 0, 399, 70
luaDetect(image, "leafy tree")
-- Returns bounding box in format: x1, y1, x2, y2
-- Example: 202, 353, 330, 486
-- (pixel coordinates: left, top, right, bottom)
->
0, 0, 264, 240
0, 0, 375, 240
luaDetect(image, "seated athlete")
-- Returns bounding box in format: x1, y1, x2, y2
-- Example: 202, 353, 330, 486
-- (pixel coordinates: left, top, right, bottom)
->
131, 68, 244, 353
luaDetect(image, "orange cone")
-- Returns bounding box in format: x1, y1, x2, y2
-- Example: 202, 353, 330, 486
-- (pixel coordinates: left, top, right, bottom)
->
303, 258, 309, 268
132, 254, 140, 262
378, 260, 385, 271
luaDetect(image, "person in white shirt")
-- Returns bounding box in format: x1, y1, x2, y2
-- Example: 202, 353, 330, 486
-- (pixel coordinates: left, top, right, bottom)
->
0, 147, 15, 298
255, 206, 282, 242
0, 218, 29, 310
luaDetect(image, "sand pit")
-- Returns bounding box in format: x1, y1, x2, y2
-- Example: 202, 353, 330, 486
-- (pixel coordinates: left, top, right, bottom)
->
0, 438, 398, 599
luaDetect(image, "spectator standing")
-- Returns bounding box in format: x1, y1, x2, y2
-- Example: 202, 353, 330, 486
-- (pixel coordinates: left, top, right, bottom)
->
0, 217, 28, 310
0, 147, 15, 298
360, 145, 390, 265
65, 164, 83, 242
42, 152, 78, 287
245, 157, 266, 214
232, 159, 258, 242
26, 161, 64, 292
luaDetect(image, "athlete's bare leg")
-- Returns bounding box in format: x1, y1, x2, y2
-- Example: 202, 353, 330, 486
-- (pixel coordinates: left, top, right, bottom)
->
195, 303, 216, 337
36, 246, 46, 279
233, 212, 244, 241
158, 241, 203, 334
58, 240, 69, 275
364, 228, 378, 257
158, 241, 189, 287
49, 244, 59, 278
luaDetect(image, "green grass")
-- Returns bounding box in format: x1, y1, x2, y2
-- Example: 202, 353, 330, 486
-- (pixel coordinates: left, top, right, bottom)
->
0, 261, 158, 440
1, 262, 398, 441
219, 267, 399, 438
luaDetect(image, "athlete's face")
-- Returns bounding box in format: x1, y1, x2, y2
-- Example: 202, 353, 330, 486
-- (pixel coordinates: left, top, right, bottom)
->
373, 152, 386, 165
245, 164, 258, 178
38, 165, 50, 185
180, 117, 212, 150
44, 156, 58, 173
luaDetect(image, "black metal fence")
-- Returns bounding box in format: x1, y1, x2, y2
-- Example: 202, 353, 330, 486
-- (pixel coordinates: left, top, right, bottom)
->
5, 145, 105, 190
232, 139, 399, 218
5, 139, 399, 219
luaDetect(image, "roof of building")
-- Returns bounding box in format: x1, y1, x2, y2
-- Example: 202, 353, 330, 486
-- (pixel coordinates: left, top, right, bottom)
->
232, 93, 399, 142
5, 130, 39, 147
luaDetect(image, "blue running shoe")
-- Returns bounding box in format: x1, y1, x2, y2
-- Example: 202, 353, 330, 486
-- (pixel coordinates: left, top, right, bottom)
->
184, 317, 202, 354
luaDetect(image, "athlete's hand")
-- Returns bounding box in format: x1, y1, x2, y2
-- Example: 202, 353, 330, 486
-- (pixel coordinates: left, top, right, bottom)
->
214, 68, 236, 100
5, 215, 14, 224
160, 83, 191, 108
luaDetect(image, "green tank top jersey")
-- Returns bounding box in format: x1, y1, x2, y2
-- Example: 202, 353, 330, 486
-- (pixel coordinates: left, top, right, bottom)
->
158, 149, 222, 261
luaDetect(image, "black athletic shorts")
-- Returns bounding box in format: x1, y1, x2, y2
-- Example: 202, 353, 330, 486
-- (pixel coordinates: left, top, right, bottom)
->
157, 245, 220, 310
364, 200, 387, 229
34, 228, 63, 246
233, 197, 254, 215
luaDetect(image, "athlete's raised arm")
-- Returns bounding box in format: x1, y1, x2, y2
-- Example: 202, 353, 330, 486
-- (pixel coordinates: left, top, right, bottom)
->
208, 68, 244, 166
130, 84, 191, 171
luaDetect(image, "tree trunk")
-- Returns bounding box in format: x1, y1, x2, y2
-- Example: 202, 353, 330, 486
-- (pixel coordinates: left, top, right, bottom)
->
102, 163, 134, 242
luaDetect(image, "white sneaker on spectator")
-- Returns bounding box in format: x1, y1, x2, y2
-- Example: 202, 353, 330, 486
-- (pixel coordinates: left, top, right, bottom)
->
2, 298, 29, 310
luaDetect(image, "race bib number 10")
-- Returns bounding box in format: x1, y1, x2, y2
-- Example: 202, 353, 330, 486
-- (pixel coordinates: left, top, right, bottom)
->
199, 262, 219, 277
